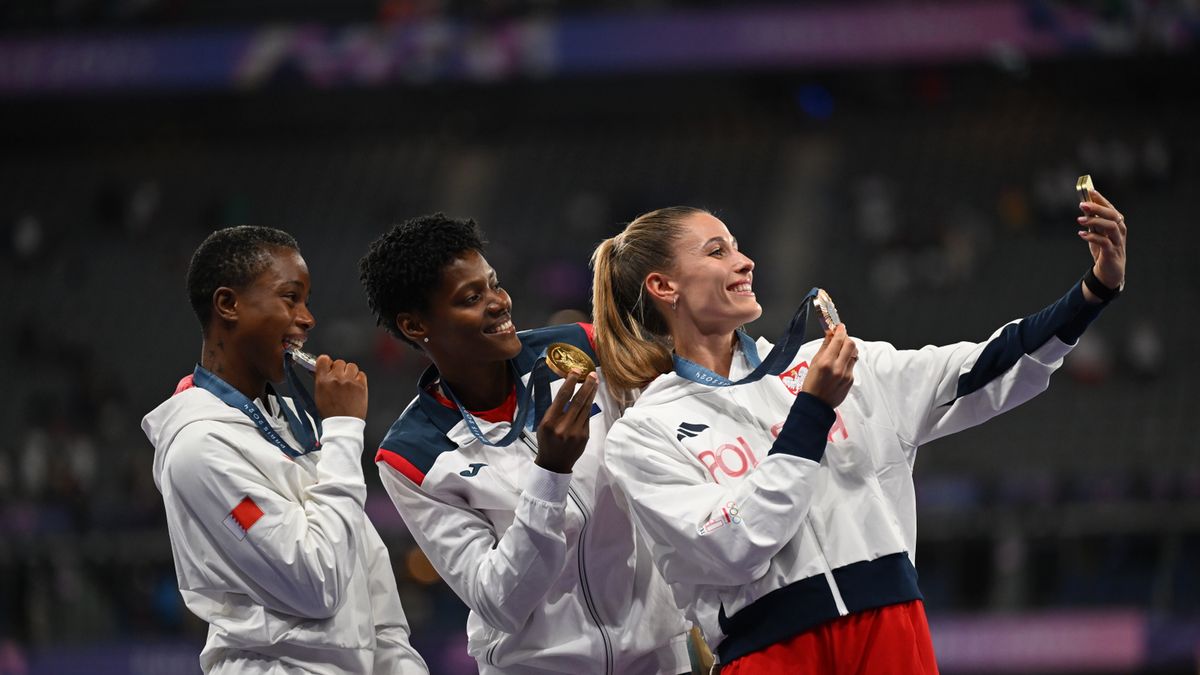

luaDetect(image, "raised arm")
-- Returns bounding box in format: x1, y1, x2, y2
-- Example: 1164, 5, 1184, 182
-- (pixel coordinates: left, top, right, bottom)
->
376, 372, 600, 634
862, 189, 1128, 449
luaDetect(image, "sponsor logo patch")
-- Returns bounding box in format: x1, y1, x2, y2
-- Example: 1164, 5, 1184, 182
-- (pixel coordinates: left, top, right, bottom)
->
223, 497, 264, 541
676, 421, 709, 441
459, 463, 487, 478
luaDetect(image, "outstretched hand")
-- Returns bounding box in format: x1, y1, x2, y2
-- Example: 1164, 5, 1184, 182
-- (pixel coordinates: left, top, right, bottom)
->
535, 371, 600, 474
1078, 189, 1127, 293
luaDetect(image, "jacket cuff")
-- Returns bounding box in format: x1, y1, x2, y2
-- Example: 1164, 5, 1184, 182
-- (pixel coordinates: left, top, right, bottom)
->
1054, 279, 1107, 345
769, 393, 836, 462
522, 462, 572, 504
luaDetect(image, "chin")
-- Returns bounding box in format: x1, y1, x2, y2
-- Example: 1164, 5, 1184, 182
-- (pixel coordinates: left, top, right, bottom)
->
499, 334, 523, 359
739, 305, 763, 325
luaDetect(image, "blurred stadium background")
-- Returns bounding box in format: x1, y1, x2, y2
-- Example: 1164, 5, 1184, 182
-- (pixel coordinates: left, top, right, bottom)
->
1, 1, 1197, 673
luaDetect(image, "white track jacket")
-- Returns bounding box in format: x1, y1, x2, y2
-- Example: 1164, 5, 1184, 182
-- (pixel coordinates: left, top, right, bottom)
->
604, 282, 1109, 664
143, 376, 428, 675
375, 323, 690, 675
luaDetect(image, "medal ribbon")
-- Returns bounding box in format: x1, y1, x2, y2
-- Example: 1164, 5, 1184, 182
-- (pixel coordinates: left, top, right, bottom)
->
192, 356, 323, 458
672, 287, 820, 387
440, 361, 537, 447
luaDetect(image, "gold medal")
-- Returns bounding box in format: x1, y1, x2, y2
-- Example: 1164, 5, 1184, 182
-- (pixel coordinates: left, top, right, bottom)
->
545, 342, 596, 378
1076, 174, 1094, 204
814, 288, 841, 332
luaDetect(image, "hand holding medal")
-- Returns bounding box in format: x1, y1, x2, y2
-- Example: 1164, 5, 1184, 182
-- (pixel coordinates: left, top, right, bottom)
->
1075, 174, 1128, 300
305, 352, 368, 421
803, 288, 857, 408
535, 344, 600, 474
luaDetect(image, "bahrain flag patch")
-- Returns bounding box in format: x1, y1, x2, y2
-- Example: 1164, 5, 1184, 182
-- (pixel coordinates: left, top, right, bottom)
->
223, 496, 264, 541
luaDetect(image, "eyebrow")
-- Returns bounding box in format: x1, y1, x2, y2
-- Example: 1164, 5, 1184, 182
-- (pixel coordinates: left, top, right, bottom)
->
451, 271, 497, 296
699, 236, 737, 250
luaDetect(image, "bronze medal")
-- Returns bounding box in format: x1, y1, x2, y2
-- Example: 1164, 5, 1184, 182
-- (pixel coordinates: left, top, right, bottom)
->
814, 288, 841, 333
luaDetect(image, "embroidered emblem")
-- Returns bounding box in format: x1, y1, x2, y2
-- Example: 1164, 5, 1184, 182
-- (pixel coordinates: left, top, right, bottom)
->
697, 501, 742, 536
779, 361, 809, 395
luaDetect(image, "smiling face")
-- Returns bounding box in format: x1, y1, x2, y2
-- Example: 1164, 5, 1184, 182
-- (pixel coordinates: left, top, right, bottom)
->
227, 246, 315, 386
404, 249, 522, 368
662, 212, 761, 336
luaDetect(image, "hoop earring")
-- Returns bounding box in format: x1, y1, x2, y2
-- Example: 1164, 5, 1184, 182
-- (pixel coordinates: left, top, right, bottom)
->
671, 296, 678, 311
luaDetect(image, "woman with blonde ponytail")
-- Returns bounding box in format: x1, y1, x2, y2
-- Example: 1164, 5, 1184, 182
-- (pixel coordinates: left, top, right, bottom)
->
590, 208, 698, 398
593, 199, 1129, 674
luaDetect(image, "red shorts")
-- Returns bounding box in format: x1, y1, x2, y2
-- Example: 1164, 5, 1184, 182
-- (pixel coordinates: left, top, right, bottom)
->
720, 600, 938, 675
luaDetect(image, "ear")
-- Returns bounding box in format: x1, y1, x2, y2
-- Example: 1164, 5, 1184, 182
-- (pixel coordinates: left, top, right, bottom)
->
213, 287, 238, 323
396, 312, 427, 345
644, 272, 677, 307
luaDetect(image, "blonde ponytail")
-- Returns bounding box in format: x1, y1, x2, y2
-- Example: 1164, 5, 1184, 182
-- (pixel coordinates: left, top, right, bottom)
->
590, 206, 707, 402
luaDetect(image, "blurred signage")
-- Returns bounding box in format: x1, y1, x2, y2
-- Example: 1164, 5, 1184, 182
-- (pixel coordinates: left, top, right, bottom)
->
0, 1, 1177, 95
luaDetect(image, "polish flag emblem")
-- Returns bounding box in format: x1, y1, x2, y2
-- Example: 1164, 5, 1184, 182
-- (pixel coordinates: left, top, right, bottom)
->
223, 497, 264, 541
779, 361, 809, 395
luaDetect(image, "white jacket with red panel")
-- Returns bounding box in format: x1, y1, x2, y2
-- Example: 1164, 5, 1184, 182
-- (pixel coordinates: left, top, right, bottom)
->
143, 375, 428, 674
375, 323, 691, 675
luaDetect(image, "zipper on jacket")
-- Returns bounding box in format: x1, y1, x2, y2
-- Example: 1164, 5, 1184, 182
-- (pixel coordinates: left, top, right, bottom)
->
520, 431, 615, 675
805, 518, 849, 616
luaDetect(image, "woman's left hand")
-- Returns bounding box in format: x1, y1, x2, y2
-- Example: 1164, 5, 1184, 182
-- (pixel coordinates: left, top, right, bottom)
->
1078, 189, 1127, 292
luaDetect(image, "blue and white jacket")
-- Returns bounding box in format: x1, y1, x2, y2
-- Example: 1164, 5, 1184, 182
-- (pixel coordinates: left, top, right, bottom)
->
375, 323, 690, 675
603, 282, 1109, 664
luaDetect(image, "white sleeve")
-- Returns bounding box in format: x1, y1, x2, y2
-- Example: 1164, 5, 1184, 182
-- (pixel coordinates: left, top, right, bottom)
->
861, 282, 1102, 449
362, 518, 429, 674
163, 416, 368, 619
378, 460, 571, 634
604, 414, 824, 588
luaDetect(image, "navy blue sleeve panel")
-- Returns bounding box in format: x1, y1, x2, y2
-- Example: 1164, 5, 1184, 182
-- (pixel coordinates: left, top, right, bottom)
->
768, 393, 836, 462
513, 323, 598, 378
954, 278, 1105, 402
376, 400, 459, 483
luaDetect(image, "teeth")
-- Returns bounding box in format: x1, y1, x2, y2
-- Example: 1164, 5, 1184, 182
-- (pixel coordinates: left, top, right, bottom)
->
284, 338, 305, 350
487, 320, 514, 334
731, 283, 752, 293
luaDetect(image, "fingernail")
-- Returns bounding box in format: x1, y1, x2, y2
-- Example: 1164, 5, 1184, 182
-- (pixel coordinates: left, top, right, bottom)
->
1080, 202, 1090, 210
1077, 216, 1087, 223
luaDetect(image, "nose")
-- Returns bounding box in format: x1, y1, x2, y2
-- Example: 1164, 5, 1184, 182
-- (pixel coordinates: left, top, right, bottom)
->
736, 250, 755, 274
487, 287, 512, 314
297, 302, 316, 330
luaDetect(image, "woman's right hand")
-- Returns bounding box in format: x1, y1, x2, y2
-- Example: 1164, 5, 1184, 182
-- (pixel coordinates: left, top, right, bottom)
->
801, 325, 857, 408
535, 371, 600, 474
314, 354, 369, 420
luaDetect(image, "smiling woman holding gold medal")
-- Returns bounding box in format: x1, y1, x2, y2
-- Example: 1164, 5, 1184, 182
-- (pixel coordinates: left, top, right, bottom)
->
358, 213, 692, 674
591, 189, 1126, 674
